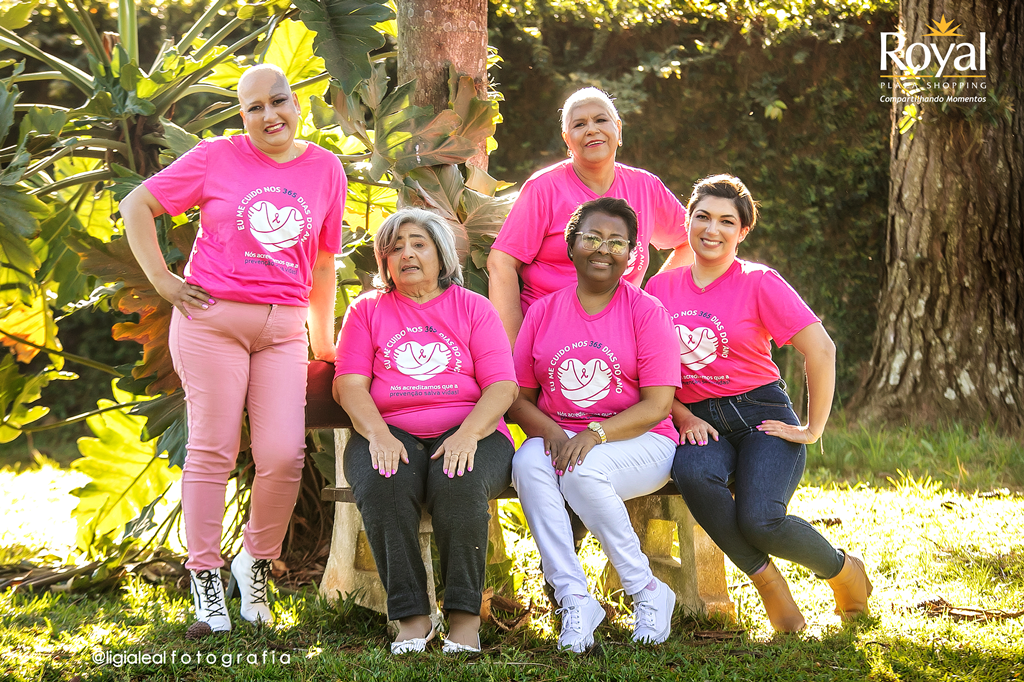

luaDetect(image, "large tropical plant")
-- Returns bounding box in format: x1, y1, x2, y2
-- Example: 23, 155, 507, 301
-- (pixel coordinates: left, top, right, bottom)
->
0, 0, 514, 578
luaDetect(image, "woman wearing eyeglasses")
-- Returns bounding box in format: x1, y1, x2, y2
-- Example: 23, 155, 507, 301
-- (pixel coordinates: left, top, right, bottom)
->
508, 197, 681, 653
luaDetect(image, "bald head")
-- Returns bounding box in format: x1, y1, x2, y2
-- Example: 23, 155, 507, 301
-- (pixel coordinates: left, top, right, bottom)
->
237, 64, 292, 108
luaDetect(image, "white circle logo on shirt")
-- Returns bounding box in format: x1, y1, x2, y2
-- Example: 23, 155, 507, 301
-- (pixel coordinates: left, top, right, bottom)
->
676, 324, 719, 370
557, 357, 612, 408
394, 341, 452, 380
247, 201, 304, 252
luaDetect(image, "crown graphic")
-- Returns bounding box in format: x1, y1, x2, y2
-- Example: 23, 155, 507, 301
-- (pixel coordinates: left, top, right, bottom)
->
923, 14, 964, 37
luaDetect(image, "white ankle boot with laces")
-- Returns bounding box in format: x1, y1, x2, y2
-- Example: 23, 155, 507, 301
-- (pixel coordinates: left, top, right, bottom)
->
228, 547, 274, 624
190, 569, 231, 632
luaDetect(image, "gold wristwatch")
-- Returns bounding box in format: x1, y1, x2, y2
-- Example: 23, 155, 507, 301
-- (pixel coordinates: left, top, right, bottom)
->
586, 421, 607, 444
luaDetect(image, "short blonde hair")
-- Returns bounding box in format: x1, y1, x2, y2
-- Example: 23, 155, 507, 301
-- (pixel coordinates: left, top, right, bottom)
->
373, 208, 464, 292
560, 87, 620, 132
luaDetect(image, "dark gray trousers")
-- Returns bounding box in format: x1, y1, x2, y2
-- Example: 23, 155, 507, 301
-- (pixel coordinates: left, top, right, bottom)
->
344, 424, 514, 620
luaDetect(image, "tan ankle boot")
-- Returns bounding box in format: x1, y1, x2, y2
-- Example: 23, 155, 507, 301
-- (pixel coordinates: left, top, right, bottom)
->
750, 560, 806, 633
828, 552, 872, 620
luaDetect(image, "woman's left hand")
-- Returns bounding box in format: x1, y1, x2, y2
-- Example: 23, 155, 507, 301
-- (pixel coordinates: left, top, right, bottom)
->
431, 429, 479, 477
756, 420, 820, 444
551, 429, 601, 475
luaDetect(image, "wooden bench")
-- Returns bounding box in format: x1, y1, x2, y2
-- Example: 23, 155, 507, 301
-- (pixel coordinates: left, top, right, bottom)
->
305, 360, 734, 619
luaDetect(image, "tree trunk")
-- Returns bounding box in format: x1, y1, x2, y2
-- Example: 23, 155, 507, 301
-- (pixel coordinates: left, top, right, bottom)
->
396, 0, 489, 169
851, 0, 1024, 430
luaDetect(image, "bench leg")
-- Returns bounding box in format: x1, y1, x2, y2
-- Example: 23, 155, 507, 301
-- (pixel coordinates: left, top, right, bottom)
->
602, 496, 735, 619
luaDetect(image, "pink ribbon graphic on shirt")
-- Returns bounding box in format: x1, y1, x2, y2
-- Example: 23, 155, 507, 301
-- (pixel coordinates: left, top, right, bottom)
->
676, 324, 719, 371
394, 341, 452, 380
557, 357, 612, 408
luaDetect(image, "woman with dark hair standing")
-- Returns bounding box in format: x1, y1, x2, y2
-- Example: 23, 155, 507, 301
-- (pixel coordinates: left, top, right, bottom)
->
645, 174, 871, 633
510, 197, 681, 652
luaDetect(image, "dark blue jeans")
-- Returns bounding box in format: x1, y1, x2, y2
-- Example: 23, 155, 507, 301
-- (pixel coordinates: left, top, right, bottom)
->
671, 381, 844, 579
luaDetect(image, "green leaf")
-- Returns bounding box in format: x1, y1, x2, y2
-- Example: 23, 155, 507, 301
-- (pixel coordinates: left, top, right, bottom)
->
355, 61, 388, 110
291, 0, 392, 95
0, 1, 39, 30
0, 186, 47, 271
265, 18, 329, 103
465, 165, 514, 197
369, 80, 480, 179
70, 384, 180, 555
316, 86, 369, 145
344, 181, 396, 234
460, 187, 515, 243
0, 79, 18, 142
156, 411, 188, 469
70, 91, 114, 119
37, 206, 93, 308
158, 118, 201, 159
0, 287, 61, 364
18, 106, 68, 138
0, 354, 70, 443
407, 165, 464, 221
129, 390, 185, 442
450, 73, 498, 148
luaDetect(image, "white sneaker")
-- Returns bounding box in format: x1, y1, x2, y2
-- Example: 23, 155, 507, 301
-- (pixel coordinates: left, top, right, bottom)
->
556, 594, 605, 653
631, 578, 675, 644
228, 547, 274, 624
190, 569, 231, 632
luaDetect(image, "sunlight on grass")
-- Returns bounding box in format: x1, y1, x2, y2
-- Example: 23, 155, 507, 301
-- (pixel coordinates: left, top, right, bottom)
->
3, 424, 1024, 680
0, 462, 88, 564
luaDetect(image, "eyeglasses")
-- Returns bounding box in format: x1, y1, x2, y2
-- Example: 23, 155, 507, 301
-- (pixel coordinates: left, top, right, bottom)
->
576, 233, 631, 256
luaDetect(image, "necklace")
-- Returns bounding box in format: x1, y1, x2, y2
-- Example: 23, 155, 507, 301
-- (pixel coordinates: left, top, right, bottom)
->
691, 268, 713, 292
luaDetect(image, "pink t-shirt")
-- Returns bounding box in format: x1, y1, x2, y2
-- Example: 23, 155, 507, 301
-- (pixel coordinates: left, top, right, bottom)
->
335, 285, 516, 441
144, 136, 345, 306
513, 281, 681, 440
644, 259, 821, 403
492, 160, 688, 312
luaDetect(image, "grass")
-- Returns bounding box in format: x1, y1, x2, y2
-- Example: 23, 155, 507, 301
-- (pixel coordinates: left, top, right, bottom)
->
3, 423, 1024, 680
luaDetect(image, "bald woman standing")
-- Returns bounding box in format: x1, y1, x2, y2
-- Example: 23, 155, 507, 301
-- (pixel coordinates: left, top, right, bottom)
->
122, 64, 345, 633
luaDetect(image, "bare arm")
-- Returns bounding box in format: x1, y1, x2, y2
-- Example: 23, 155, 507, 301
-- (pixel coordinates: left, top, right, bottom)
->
486, 249, 525, 348
657, 242, 694, 274
757, 322, 836, 444
507, 385, 570, 452
121, 185, 212, 316
671, 398, 719, 445
509, 384, 676, 475
431, 380, 519, 476
307, 250, 337, 362
334, 373, 407, 477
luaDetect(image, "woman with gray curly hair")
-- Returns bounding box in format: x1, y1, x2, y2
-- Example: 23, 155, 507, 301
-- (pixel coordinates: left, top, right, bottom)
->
333, 208, 518, 654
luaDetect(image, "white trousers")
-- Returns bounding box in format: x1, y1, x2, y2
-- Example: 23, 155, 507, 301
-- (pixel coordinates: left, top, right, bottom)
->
511, 429, 676, 603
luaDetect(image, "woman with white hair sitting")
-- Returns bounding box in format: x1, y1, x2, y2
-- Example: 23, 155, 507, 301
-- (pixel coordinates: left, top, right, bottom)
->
333, 208, 518, 654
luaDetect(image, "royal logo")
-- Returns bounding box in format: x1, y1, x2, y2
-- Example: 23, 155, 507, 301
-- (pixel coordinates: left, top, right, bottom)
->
881, 15, 986, 78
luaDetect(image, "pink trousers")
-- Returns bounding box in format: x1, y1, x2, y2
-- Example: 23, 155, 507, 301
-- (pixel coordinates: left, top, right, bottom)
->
170, 300, 309, 571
